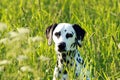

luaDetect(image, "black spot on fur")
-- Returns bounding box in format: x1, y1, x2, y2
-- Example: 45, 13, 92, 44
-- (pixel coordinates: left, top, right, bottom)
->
76, 73, 79, 77
55, 32, 61, 38
63, 58, 66, 62
66, 52, 68, 55
84, 75, 86, 77
76, 58, 81, 63
62, 53, 66, 57
59, 70, 61, 74
60, 59, 63, 64
64, 70, 67, 74
67, 60, 69, 64
70, 63, 73, 66
81, 60, 84, 65
62, 53, 66, 62
66, 33, 73, 39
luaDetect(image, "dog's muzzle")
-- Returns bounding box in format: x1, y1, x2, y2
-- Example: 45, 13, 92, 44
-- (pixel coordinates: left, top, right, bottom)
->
58, 42, 66, 52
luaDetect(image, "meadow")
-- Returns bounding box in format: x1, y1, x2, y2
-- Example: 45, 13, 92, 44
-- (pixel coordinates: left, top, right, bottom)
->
0, 0, 120, 80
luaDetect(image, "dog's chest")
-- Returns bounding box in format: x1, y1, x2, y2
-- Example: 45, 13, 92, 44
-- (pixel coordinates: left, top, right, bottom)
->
57, 51, 75, 66
56, 50, 84, 72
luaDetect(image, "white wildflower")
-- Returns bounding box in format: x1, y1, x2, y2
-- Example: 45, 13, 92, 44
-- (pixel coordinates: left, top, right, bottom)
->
117, 78, 120, 80
0, 60, 11, 65
17, 55, 28, 61
20, 66, 33, 72
0, 66, 5, 72
46, 69, 49, 73
8, 31, 18, 38
29, 36, 43, 42
0, 23, 7, 32
17, 27, 30, 34
118, 43, 120, 49
35, 77, 41, 80
38, 55, 50, 61
0, 38, 9, 44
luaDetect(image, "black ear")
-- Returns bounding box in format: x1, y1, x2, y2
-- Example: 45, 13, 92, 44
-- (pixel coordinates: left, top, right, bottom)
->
46, 23, 57, 46
72, 24, 86, 47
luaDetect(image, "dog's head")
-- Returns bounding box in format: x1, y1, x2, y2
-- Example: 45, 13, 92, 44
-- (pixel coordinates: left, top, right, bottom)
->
46, 23, 86, 52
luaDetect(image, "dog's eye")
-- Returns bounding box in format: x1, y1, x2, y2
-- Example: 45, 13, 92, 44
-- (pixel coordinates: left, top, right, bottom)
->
55, 32, 61, 38
66, 33, 73, 39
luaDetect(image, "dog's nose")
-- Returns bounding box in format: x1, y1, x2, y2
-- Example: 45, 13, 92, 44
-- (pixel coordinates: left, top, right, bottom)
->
58, 42, 66, 51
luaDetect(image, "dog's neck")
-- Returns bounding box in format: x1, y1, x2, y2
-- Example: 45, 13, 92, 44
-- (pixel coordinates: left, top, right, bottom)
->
56, 50, 77, 67
57, 50, 77, 56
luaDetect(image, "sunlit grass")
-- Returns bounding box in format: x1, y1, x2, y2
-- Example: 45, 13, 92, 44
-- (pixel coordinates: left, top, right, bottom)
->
0, 0, 120, 80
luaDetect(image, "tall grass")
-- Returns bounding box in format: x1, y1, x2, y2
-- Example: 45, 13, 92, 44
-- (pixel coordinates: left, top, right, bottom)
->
0, 0, 120, 80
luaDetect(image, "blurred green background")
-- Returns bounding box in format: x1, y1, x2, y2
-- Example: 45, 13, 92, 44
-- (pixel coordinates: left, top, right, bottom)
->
0, 0, 120, 80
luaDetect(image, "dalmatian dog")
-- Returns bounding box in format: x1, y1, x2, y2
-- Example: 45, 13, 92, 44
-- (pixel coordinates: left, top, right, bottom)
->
46, 23, 90, 80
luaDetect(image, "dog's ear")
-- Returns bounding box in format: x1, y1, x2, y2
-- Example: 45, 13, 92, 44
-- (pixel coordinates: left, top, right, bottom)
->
46, 23, 57, 46
73, 24, 86, 47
